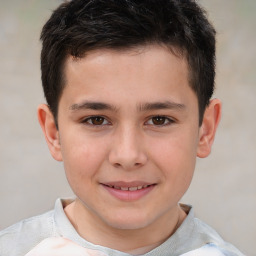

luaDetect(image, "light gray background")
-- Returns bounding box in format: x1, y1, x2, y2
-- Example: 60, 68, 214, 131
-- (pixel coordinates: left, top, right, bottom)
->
0, 1, 255, 255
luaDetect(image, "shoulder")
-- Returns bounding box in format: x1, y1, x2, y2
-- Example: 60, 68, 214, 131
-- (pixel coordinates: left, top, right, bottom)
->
0, 210, 56, 256
181, 243, 241, 256
176, 204, 244, 256
192, 217, 245, 256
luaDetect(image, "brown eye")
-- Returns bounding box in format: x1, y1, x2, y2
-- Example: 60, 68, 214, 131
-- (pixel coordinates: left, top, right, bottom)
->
91, 117, 105, 125
146, 116, 174, 126
84, 116, 109, 126
151, 116, 166, 125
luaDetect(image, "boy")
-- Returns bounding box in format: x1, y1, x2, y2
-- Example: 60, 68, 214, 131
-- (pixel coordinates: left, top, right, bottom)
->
0, 0, 244, 255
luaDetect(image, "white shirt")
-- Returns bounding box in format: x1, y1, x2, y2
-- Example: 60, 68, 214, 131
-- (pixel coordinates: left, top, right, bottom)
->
0, 198, 244, 256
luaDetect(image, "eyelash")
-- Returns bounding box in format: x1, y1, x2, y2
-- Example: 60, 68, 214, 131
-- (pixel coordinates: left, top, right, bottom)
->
81, 115, 175, 127
145, 116, 175, 126
82, 116, 111, 126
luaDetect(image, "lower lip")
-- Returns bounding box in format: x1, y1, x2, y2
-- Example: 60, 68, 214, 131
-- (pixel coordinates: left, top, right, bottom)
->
102, 185, 156, 201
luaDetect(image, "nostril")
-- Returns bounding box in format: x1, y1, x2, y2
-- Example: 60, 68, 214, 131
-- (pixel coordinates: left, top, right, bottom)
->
114, 163, 121, 168
113, 162, 141, 168
108, 146, 148, 169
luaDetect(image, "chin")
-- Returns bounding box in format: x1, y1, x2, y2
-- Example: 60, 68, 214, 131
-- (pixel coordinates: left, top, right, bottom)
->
102, 211, 155, 230
108, 220, 150, 230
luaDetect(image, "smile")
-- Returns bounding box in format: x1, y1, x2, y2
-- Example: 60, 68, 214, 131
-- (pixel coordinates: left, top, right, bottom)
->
101, 182, 156, 201
106, 184, 152, 191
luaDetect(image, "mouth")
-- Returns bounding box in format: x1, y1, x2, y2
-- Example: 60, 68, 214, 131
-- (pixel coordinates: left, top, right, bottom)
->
103, 184, 153, 191
100, 182, 156, 201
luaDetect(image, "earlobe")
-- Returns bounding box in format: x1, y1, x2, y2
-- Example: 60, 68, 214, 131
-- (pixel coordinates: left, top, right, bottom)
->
37, 104, 63, 161
197, 99, 222, 158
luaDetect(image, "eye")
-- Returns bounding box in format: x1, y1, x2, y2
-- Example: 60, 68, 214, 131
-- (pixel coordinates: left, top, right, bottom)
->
83, 116, 110, 126
146, 116, 174, 126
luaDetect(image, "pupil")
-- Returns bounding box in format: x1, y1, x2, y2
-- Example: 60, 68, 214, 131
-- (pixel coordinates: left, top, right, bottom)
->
92, 117, 103, 125
153, 116, 165, 125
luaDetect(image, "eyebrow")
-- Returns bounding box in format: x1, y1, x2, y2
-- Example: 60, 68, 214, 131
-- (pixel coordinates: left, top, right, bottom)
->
69, 100, 185, 112
69, 101, 118, 112
138, 101, 186, 112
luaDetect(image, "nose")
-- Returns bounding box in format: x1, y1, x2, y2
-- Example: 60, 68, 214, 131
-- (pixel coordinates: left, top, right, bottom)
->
108, 125, 147, 170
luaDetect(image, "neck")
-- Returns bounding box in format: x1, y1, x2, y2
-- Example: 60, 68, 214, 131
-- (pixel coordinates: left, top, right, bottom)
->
64, 199, 187, 254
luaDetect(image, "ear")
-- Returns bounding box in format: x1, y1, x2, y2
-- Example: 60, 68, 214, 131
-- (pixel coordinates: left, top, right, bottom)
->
37, 104, 63, 161
197, 98, 222, 158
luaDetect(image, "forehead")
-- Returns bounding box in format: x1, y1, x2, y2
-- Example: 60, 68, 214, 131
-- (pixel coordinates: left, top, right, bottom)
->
60, 45, 194, 109
65, 45, 188, 82
64, 44, 187, 77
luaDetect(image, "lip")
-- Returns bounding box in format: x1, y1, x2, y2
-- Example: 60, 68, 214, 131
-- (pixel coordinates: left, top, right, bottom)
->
101, 181, 156, 201
103, 181, 153, 188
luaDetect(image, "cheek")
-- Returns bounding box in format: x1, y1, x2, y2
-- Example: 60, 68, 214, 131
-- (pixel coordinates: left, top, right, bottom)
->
60, 135, 109, 190
150, 132, 197, 188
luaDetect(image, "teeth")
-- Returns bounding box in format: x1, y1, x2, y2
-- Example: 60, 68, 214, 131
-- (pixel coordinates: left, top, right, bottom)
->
129, 187, 138, 191
121, 185, 150, 191
107, 184, 152, 190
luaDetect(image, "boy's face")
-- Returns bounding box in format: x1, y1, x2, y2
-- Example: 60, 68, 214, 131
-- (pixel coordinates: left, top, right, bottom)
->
39, 45, 219, 231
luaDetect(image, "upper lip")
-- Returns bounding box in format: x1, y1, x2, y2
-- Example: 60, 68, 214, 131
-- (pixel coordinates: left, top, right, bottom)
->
101, 181, 156, 188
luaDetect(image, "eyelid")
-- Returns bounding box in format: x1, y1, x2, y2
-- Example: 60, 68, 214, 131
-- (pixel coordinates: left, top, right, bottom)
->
145, 115, 175, 126
81, 115, 111, 126
80, 115, 175, 127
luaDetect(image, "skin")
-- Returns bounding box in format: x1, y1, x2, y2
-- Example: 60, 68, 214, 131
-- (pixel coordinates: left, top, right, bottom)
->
38, 45, 221, 254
